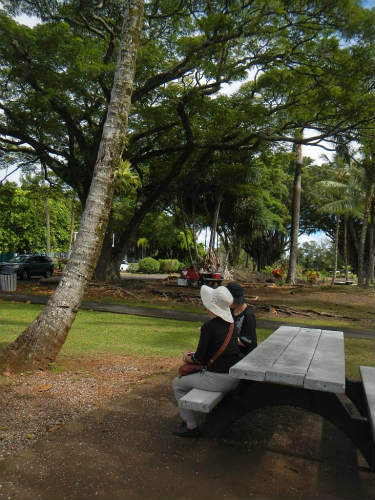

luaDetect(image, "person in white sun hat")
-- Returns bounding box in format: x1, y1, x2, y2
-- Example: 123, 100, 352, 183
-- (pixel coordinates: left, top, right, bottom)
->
172, 285, 241, 437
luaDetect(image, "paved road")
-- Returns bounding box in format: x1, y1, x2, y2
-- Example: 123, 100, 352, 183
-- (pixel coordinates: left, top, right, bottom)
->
0, 291, 373, 339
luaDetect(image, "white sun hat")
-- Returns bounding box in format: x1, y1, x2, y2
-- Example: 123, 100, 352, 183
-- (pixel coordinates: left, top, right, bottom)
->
200, 285, 234, 323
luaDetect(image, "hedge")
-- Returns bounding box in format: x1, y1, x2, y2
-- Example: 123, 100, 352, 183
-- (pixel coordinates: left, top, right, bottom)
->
138, 257, 160, 273
158, 259, 181, 273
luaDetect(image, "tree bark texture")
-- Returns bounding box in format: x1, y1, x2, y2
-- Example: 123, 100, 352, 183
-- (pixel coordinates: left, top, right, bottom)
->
0, 0, 144, 371
330, 216, 340, 286
209, 193, 222, 252
67, 204, 75, 259
286, 141, 303, 285
343, 218, 349, 282
366, 200, 375, 285
45, 198, 50, 257
191, 203, 200, 265
180, 198, 194, 267
358, 190, 373, 286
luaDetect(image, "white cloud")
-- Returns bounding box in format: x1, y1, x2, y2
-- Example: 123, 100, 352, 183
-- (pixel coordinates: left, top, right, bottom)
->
14, 14, 40, 27
299, 231, 330, 245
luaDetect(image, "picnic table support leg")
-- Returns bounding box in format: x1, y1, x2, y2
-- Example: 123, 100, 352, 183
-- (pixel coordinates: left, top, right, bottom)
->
202, 381, 374, 470
345, 377, 368, 417
309, 391, 374, 471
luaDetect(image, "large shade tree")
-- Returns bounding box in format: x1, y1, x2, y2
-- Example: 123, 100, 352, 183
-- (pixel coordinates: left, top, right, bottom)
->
1, 0, 373, 282
0, 0, 144, 371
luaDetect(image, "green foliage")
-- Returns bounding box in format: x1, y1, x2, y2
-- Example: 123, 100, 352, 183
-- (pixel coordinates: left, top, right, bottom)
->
297, 240, 334, 272
127, 262, 139, 273
138, 257, 160, 273
158, 259, 180, 273
0, 0, 373, 281
57, 258, 68, 271
0, 181, 78, 254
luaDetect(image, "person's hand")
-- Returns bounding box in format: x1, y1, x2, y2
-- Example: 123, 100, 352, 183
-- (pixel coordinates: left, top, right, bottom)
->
182, 353, 193, 363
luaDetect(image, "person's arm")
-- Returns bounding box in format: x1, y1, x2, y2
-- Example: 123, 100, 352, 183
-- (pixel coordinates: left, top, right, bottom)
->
191, 322, 210, 364
238, 309, 257, 350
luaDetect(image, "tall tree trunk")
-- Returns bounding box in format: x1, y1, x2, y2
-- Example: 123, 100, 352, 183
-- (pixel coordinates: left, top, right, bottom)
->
344, 218, 349, 282
45, 198, 50, 257
286, 138, 303, 285
0, 0, 144, 371
191, 203, 200, 265
330, 216, 340, 286
180, 198, 195, 267
209, 193, 222, 251
366, 200, 375, 285
358, 190, 373, 286
67, 204, 75, 259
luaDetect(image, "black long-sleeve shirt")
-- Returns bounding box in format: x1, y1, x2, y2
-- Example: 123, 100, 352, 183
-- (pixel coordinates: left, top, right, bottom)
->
192, 317, 241, 373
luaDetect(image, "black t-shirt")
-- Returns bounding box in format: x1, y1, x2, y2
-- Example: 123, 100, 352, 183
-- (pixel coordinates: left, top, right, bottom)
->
193, 317, 241, 373
232, 306, 257, 357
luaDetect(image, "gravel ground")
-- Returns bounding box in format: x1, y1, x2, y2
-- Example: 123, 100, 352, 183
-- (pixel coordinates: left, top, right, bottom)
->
0, 355, 178, 462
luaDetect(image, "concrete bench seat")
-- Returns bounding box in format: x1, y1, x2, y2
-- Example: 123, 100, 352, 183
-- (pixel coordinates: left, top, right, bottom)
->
178, 388, 224, 413
360, 365, 375, 440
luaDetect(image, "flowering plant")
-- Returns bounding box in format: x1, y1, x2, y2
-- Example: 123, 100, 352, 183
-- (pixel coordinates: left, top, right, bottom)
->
272, 268, 283, 279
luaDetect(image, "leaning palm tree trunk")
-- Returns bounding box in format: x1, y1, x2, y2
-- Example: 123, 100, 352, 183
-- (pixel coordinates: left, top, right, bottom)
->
0, 0, 144, 371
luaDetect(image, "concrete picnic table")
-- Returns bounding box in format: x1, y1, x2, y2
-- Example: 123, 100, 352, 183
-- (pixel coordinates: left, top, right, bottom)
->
181, 326, 375, 470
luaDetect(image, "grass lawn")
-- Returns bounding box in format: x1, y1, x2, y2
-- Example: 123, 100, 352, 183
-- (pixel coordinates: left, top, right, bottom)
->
0, 301, 373, 379
259, 316, 373, 332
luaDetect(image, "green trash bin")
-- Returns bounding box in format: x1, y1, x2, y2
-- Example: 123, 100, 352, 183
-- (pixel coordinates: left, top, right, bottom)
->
0, 268, 17, 292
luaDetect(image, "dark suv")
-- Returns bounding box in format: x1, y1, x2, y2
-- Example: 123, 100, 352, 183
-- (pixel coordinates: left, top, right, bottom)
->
0, 255, 54, 280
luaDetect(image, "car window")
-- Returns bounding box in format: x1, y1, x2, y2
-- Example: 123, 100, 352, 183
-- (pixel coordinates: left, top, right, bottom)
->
9, 256, 29, 263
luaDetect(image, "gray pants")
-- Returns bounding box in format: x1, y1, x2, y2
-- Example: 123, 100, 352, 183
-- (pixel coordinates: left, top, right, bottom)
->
172, 370, 239, 429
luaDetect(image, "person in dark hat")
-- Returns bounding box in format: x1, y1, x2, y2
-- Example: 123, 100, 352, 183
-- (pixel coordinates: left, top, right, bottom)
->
226, 282, 257, 357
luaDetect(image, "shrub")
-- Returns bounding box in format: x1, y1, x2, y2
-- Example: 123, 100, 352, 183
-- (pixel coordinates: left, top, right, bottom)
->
57, 258, 68, 271
138, 257, 160, 273
158, 259, 180, 273
306, 270, 319, 284
127, 262, 139, 273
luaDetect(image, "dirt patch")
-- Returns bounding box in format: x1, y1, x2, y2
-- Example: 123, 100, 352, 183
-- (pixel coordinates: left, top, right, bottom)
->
0, 369, 373, 500
0, 355, 178, 460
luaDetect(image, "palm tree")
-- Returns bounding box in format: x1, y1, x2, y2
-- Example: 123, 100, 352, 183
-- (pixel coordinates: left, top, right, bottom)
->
318, 159, 368, 286
137, 237, 149, 259
0, 0, 145, 371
